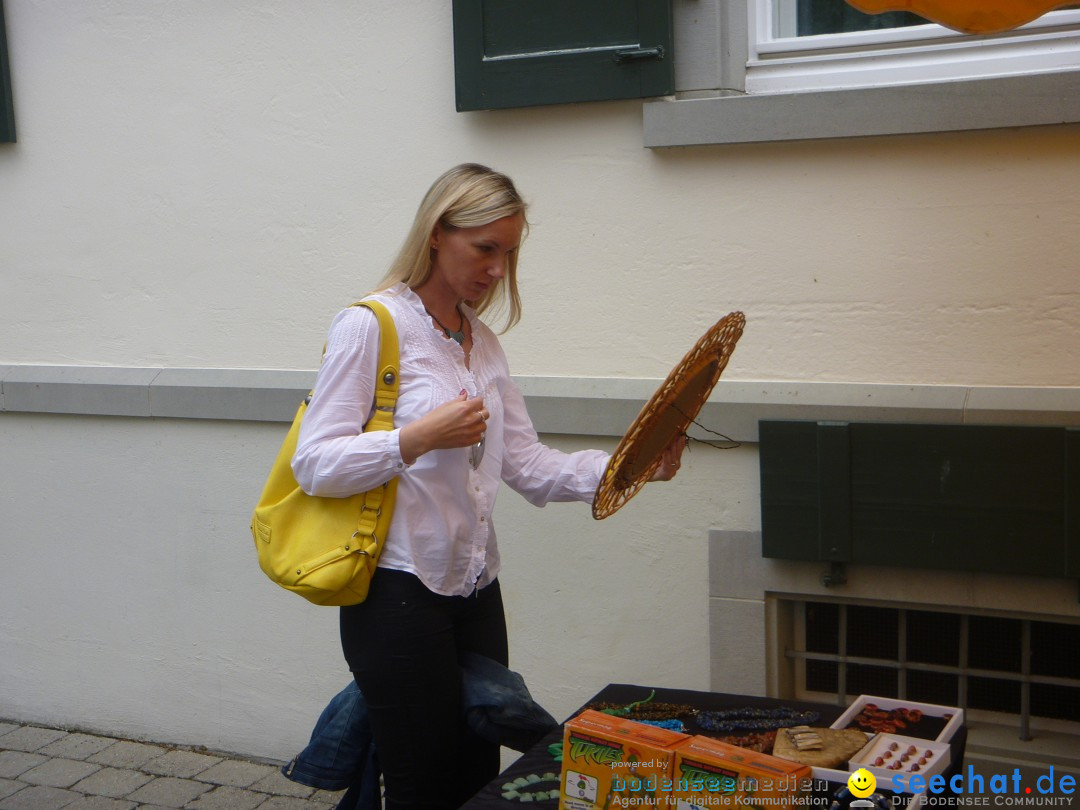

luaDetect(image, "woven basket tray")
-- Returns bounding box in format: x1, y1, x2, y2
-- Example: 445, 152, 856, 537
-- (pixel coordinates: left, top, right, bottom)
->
592, 311, 745, 520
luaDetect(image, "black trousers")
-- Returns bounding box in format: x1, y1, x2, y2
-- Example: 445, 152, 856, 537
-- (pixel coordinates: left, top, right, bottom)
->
340, 569, 509, 810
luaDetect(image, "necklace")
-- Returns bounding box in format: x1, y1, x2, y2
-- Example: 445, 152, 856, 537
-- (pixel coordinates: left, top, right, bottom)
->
425, 305, 466, 345
501, 772, 560, 803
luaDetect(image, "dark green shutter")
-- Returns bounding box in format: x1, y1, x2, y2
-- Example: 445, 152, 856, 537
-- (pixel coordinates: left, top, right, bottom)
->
760, 421, 1080, 580
452, 0, 673, 112
0, 0, 14, 143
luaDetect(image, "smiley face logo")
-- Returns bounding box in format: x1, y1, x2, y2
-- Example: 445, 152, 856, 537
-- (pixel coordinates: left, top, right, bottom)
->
848, 768, 876, 798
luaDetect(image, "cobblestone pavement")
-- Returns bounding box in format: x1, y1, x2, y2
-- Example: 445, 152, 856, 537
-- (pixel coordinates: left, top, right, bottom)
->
0, 720, 346, 810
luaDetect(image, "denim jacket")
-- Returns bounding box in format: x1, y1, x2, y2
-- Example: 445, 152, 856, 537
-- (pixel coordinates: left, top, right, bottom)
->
282, 652, 558, 809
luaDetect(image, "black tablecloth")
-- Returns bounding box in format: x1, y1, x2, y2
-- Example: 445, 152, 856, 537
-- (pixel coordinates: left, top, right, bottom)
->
462, 684, 967, 809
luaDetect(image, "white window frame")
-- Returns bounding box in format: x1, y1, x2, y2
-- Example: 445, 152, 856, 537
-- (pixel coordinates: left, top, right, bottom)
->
643, 0, 1080, 146
748, 1, 1080, 95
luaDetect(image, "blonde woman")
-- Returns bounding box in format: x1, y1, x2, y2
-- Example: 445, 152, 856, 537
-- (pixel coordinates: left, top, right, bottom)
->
292, 164, 685, 810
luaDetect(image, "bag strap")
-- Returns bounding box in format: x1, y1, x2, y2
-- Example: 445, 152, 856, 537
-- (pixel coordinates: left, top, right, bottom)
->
351, 300, 400, 433
351, 300, 400, 547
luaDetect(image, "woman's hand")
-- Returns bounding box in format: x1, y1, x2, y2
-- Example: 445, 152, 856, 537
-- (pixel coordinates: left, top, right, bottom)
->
649, 434, 689, 482
399, 392, 489, 465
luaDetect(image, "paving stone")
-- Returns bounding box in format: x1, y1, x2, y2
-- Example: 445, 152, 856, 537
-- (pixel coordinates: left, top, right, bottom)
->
0, 725, 18, 740
142, 749, 223, 778
195, 759, 278, 788
185, 785, 269, 810
0, 726, 68, 752
256, 798, 333, 810
72, 766, 153, 798
87, 740, 167, 769
38, 733, 117, 761
249, 770, 314, 798
0, 751, 46, 779
0, 783, 79, 809
63, 797, 137, 810
125, 776, 212, 808
0, 781, 21, 801
310, 788, 346, 804
19, 756, 101, 788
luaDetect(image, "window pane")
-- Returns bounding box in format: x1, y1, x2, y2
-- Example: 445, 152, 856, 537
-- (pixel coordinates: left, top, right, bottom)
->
806, 659, 839, 693
774, 0, 929, 37
847, 664, 897, 697
805, 602, 839, 654
907, 669, 958, 706
908, 611, 960, 666
968, 616, 1021, 672
969, 676, 1021, 713
1030, 621, 1080, 679
1031, 684, 1080, 723
847, 605, 897, 660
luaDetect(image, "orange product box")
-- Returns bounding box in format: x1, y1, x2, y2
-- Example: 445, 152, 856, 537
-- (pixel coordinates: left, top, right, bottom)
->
559, 709, 691, 810
670, 735, 813, 810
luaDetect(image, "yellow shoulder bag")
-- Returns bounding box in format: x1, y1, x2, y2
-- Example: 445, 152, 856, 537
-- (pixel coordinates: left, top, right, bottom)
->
251, 300, 399, 606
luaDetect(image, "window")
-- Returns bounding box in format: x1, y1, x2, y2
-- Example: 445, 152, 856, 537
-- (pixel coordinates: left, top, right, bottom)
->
643, 0, 1080, 145
788, 600, 1080, 739
779, 0, 925, 36
0, 0, 14, 143
748, 0, 1080, 94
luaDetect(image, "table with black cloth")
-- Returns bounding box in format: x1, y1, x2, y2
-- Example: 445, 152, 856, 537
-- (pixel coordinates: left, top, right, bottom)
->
463, 684, 967, 809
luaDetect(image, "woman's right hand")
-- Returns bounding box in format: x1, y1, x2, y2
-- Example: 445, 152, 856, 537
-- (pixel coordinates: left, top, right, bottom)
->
399, 392, 489, 465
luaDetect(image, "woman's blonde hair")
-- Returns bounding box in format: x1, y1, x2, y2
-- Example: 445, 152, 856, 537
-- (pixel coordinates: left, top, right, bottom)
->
374, 163, 529, 331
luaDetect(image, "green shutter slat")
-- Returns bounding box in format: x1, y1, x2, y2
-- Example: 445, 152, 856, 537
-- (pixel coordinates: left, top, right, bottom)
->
0, 0, 14, 143
760, 421, 821, 562
817, 423, 852, 562
452, 0, 674, 112
484, 3, 638, 54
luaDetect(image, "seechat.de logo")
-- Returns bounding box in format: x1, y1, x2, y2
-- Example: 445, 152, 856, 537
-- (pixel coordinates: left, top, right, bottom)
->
891, 764, 1077, 801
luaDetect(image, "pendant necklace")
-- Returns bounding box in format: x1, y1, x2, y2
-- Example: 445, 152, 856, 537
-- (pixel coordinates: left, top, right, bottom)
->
425, 305, 466, 345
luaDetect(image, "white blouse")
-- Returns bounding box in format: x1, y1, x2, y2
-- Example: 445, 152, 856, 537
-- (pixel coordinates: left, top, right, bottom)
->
291, 284, 610, 597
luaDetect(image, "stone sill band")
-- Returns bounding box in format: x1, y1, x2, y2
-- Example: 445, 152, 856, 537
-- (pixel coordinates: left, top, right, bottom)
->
0, 365, 1077, 441
643, 72, 1080, 147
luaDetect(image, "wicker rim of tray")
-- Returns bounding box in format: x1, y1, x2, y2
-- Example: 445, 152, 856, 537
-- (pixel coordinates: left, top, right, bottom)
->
592, 311, 746, 520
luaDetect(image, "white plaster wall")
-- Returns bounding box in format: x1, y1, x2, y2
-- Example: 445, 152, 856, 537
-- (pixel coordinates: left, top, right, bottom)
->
0, 414, 342, 758
0, 413, 755, 760
1, 0, 1079, 761
1, 2, 1078, 384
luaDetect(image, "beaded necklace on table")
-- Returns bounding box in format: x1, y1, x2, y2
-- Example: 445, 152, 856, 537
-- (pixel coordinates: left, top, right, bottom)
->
501, 772, 561, 803
586, 689, 697, 724
695, 706, 820, 733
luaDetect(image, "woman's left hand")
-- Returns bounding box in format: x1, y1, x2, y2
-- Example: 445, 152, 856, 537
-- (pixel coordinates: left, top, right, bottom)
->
650, 434, 689, 482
